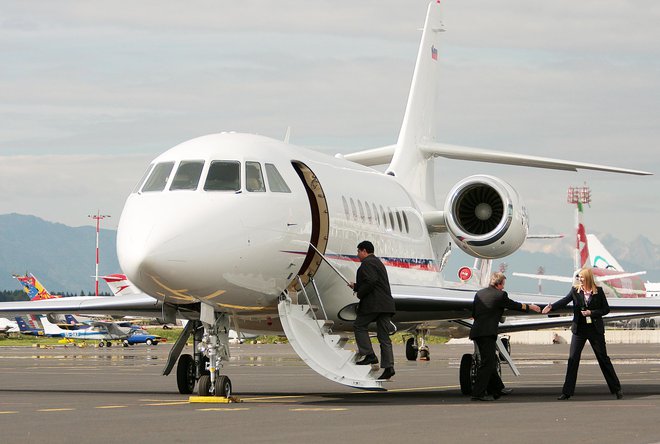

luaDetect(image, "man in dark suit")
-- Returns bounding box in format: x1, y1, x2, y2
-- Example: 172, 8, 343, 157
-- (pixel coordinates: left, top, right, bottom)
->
470, 272, 540, 401
542, 267, 623, 400
349, 240, 396, 380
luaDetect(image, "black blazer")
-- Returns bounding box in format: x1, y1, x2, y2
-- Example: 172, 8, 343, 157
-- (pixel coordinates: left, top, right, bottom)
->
551, 286, 610, 335
469, 286, 529, 339
354, 254, 395, 315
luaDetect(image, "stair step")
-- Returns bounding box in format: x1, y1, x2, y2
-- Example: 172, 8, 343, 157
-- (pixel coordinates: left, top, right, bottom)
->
278, 300, 385, 391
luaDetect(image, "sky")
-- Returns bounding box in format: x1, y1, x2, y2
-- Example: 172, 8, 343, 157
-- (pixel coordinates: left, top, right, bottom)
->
1, 0, 659, 246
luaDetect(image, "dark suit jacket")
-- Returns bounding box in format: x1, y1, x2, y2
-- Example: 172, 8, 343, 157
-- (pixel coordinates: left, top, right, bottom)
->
354, 254, 395, 315
550, 286, 610, 335
469, 286, 529, 339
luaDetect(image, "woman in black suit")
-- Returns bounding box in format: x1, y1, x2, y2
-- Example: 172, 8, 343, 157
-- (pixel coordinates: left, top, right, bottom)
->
542, 267, 623, 400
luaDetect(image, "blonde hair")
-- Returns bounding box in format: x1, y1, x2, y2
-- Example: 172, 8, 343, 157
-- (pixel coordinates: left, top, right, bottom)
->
574, 268, 598, 293
490, 272, 506, 287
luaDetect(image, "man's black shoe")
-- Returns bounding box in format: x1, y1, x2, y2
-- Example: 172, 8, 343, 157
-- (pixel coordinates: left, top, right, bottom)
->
355, 355, 378, 365
378, 367, 395, 380
471, 395, 495, 402
615, 390, 624, 400
498, 388, 513, 395
557, 394, 571, 400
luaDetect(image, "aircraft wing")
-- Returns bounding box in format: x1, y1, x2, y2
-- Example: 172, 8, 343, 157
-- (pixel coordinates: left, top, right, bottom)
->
0, 294, 163, 318
388, 284, 660, 319
454, 312, 656, 334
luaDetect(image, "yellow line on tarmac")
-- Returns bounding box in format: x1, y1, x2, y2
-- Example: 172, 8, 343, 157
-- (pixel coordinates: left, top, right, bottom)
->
142, 402, 189, 406
95, 405, 127, 409
0, 411, 18, 414
289, 408, 347, 412
139, 399, 187, 402
38, 408, 75, 412
240, 395, 305, 402
197, 407, 251, 412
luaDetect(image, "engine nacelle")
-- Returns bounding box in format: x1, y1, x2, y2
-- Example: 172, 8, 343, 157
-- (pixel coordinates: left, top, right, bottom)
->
444, 175, 528, 259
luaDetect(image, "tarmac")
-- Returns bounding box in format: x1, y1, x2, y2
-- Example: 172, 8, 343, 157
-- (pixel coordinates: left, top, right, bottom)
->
0, 341, 659, 443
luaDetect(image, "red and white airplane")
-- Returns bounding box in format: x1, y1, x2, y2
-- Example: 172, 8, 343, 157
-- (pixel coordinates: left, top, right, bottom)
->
1, 2, 658, 397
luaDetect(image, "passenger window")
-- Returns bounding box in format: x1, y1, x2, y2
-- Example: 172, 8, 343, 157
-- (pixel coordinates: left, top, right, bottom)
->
246, 162, 266, 192
170, 161, 204, 191
133, 164, 154, 193
342, 196, 350, 219
350, 198, 358, 221
372, 203, 380, 226
380, 205, 388, 229
357, 200, 365, 222
365, 202, 373, 224
141, 162, 174, 192
395, 211, 403, 232
204, 161, 240, 191
402, 211, 410, 233
265, 163, 291, 193
388, 208, 395, 231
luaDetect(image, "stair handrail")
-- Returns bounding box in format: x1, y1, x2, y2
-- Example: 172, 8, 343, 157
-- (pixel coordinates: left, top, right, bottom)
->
309, 276, 328, 321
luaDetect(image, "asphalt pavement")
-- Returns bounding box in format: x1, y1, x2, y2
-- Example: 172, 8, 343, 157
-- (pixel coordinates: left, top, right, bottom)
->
0, 342, 659, 443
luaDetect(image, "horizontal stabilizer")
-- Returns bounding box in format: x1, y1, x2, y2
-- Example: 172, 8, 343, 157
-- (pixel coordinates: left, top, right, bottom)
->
419, 142, 652, 176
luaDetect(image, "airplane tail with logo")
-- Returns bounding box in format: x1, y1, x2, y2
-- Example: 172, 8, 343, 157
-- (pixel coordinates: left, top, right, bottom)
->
587, 234, 625, 271
12, 273, 60, 301
101, 274, 143, 296
15, 316, 44, 335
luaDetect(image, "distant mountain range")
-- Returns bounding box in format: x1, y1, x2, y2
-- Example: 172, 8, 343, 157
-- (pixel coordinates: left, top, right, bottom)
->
0, 214, 119, 293
0, 213, 658, 295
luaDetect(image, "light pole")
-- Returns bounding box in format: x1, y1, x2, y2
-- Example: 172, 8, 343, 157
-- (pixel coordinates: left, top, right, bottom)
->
88, 211, 110, 296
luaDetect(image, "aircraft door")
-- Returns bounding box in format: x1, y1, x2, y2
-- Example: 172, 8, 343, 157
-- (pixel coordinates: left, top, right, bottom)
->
289, 161, 329, 291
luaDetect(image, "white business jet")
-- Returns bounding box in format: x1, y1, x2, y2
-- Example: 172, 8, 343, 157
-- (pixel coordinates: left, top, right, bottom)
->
1, 2, 657, 397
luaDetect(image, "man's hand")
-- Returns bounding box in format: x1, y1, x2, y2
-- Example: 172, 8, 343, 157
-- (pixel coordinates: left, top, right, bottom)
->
529, 304, 541, 313
348, 282, 355, 290
542, 304, 552, 314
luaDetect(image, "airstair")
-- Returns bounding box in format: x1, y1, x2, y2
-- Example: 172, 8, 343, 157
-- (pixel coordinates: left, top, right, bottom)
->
277, 277, 385, 391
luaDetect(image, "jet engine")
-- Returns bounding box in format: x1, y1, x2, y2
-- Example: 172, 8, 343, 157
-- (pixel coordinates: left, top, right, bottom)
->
443, 175, 528, 259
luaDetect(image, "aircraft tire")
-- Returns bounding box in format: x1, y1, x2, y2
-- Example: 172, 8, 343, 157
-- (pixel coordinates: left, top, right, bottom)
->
98, 341, 105, 348
106, 341, 112, 347
419, 346, 430, 361
459, 353, 474, 395
176, 354, 196, 394
405, 337, 418, 361
216, 375, 232, 398
198, 374, 211, 396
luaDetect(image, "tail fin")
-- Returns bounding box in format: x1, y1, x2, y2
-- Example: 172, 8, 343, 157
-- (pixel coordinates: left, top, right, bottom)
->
39, 316, 63, 336
587, 234, 625, 271
64, 314, 79, 325
15, 316, 31, 332
101, 274, 142, 296
385, 1, 444, 203
13, 273, 59, 300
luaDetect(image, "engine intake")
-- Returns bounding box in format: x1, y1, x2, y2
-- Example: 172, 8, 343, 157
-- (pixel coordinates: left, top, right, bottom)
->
444, 175, 528, 259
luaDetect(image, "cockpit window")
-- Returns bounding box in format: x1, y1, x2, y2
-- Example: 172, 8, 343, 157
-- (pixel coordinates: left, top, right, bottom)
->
132, 164, 154, 193
265, 163, 291, 193
170, 161, 204, 191
246, 161, 265, 192
204, 161, 240, 191
141, 162, 174, 192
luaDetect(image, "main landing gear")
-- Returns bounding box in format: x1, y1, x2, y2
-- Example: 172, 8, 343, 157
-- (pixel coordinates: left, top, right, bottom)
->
405, 328, 430, 361
459, 337, 508, 396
